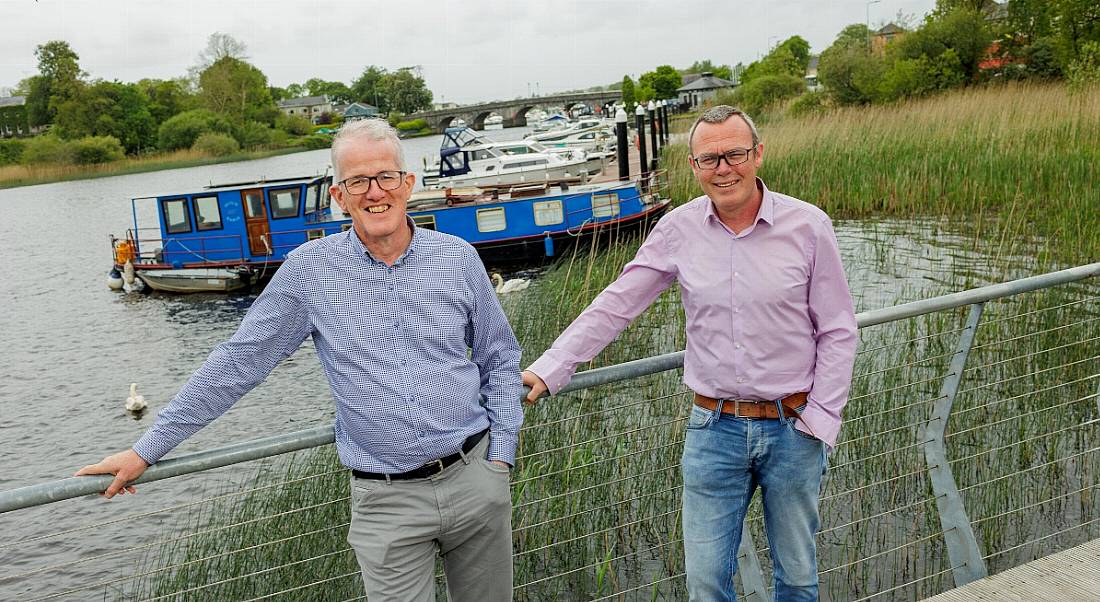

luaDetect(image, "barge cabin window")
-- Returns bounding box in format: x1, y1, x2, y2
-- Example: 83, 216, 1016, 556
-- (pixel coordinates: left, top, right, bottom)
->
306, 229, 325, 241
270, 187, 301, 219
412, 214, 437, 231
162, 198, 192, 234
533, 200, 563, 226
591, 193, 620, 218
193, 195, 222, 231
476, 207, 507, 232
304, 185, 319, 214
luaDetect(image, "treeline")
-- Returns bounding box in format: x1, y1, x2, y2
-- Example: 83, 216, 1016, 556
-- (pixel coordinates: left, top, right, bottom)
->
618, 60, 736, 110
0, 33, 434, 167
736, 0, 1099, 118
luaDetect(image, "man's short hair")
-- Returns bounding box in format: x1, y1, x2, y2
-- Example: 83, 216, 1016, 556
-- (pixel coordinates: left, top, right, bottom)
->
331, 118, 406, 180
688, 105, 761, 151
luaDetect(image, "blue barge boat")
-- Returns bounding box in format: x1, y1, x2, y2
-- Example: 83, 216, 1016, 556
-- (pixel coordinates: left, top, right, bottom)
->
109, 174, 669, 293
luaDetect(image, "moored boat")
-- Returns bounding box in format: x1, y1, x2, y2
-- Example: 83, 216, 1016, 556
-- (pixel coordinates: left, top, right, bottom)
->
421, 127, 591, 189
109, 172, 669, 293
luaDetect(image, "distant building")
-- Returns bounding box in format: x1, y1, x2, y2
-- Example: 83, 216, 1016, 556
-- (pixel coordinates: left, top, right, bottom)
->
872, 23, 907, 55
432, 101, 459, 110
0, 96, 37, 138
276, 95, 334, 125
342, 102, 380, 121
805, 55, 821, 91
676, 72, 736, 110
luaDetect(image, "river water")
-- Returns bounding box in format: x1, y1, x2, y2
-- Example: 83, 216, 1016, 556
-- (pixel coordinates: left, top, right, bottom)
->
0, 125, 1072, 599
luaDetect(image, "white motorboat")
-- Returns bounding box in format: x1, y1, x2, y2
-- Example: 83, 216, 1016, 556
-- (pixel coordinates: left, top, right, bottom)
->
421, 127, 592, 189
483, 114, 504, 130
525, 118, 617, 154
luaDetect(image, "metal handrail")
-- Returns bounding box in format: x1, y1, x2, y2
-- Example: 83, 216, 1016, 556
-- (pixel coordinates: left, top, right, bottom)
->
2, 261, 1096, 515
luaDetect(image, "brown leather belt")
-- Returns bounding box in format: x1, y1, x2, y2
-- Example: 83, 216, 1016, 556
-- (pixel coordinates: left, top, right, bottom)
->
693, 392, 807, 419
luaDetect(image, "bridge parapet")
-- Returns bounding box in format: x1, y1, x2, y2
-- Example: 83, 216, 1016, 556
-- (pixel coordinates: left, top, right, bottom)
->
410, 90, 622, 131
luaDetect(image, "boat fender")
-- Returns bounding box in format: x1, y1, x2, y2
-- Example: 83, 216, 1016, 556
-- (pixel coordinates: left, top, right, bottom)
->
544, 233, 555, 257
122, 260, 136, 285
107, 268, 124, 291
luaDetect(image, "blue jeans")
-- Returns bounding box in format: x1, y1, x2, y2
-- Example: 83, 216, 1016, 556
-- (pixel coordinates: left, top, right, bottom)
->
681, 400, 827, 601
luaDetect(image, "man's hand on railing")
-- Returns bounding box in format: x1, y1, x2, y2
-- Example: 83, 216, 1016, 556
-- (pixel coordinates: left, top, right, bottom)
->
522, 370, 548, 405
74, 449, 150, 499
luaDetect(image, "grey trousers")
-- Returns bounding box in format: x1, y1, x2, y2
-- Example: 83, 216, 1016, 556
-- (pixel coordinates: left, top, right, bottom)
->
346, 435, 514, 601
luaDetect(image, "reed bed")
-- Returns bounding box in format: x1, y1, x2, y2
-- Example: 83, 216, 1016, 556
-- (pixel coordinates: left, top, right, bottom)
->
0, 147, 304, 190
666, 81, 1100, 263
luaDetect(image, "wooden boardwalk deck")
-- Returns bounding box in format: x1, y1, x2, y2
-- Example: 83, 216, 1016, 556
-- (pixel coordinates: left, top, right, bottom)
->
921, 538, 1100, 601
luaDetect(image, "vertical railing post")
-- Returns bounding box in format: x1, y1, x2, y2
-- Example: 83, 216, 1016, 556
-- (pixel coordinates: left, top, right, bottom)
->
615, 107, 630, 181
924, 302, 988, 586
635, 104, 648, 191
737, 525, 768, 601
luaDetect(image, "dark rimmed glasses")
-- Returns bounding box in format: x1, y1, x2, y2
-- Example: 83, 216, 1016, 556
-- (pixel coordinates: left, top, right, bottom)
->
692, 147, 756, 170
339, 171, 406, 194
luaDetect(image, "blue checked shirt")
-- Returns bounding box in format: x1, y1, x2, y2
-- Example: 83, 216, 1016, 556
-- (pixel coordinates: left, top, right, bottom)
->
132, 226, 523, 472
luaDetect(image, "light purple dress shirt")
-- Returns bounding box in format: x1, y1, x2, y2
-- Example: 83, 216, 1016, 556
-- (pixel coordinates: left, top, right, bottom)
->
528, 179, 858, 448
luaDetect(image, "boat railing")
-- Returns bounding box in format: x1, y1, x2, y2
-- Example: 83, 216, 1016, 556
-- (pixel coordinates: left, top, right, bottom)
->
1, 262, 1098, 600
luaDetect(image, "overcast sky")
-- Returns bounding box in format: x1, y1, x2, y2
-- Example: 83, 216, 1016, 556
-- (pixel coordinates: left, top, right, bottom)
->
1, 0, 936, 105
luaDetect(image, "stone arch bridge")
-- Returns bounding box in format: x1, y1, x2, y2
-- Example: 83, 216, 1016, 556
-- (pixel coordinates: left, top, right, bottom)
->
406, 90, 622, 132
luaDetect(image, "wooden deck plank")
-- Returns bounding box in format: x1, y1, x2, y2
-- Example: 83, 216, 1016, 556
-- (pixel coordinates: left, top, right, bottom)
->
921, 538, 1100, 601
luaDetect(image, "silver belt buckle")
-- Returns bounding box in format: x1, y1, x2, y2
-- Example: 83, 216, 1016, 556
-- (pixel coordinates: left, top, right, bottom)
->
734, 399, 740, 417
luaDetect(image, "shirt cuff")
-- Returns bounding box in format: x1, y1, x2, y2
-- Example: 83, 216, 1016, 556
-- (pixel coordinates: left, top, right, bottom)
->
796, 403, 841, 450
487, 430, 518, 466
132, 432, 172, 465
527, 351, 580, 395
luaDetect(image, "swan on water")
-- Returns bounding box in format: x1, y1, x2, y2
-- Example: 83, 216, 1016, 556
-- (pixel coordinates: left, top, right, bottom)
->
125, 383, 147, 412
491, 273, 530, 294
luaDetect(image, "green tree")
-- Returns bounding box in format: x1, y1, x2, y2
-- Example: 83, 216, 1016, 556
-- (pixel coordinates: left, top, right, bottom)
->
137, 78, 194, 126
620, 75, 636, 111
637, 65, 681, 100
304, 78, 353, 103
199, 56, 276, 124
285, 83, 305, 98
686, 59, 734, 80
54, 81, 156, 153
26, 40, 85, 126
818, 24, 885, 104
157, 109, 233, 150
382, 68, 433, 113
741, 36, 812, 85
351, 66, 388, 110
732, 74, 806, 115
892, 9, 992, 79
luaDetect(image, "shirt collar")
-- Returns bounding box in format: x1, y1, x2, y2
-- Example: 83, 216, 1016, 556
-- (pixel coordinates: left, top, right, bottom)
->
342, 216, 421, 265
702, 177, 775, 228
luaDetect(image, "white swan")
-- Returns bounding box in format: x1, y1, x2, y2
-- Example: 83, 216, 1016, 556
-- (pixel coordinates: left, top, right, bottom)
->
491, 273, 530, 294
125, 383, 147, 412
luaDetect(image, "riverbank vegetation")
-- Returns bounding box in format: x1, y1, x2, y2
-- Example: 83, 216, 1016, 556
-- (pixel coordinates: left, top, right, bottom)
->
0, 145, 309, 190
665, 81, 1099, 264
0, 33, 433, 187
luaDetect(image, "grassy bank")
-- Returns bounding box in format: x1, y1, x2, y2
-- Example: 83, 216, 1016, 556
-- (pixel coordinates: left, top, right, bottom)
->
0, 146, 315, 190
665, 81, 1100, 263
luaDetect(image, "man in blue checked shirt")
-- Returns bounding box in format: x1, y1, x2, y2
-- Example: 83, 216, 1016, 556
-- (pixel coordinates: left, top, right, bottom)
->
76, 118, 524, 601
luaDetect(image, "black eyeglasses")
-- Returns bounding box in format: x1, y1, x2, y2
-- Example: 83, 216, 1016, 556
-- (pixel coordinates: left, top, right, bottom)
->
692, 147, 756, 170
339, 171, 406, 194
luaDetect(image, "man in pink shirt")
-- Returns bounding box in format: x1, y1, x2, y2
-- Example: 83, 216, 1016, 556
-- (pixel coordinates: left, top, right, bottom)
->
523, 105, 857, 601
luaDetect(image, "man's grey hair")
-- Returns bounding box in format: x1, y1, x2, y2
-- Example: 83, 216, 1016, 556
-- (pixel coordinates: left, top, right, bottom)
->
330, 118, 406, 180
688, 105, 761, 151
